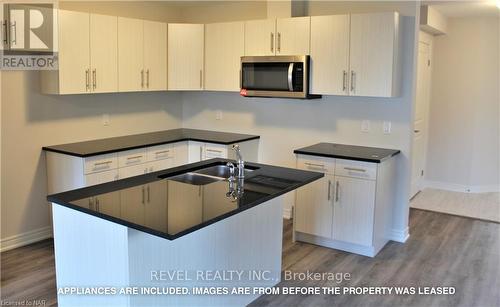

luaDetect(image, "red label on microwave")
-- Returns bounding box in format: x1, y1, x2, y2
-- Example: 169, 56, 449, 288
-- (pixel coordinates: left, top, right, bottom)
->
240, 89, 247, 96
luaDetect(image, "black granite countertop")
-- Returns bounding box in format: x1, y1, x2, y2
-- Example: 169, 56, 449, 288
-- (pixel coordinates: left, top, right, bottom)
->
42, 128, 260, 157
294, 142, 400, 163
47, 159, 323, 240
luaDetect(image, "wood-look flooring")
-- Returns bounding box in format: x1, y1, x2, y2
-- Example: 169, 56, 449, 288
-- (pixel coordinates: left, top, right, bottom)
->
1, 209, 499, 307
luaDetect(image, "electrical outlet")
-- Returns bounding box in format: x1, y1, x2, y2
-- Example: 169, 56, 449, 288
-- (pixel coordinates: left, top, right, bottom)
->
361, 120, 370, 133
216, 111, 223, 120
383, 121, 392, 134
102, 114, 110, 126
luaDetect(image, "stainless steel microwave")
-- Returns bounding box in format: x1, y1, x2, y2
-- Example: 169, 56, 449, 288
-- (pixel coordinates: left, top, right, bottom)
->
240, 55, 320, 99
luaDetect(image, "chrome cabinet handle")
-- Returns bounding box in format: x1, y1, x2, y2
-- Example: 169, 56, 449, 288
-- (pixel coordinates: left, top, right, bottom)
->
304, 162, 325, 169
335, 181, 339, 202
199, 147, 203, 161
277, 32, 281, 53
10, 21, 16, 45
95, 197, 100, 212
344, 167, 366, 173
142, 186, 145, 204
350, 70, 356, 92
270, 32, 274, 53
94, 160, 112, 167
88, 198, 93, 210
205, 149, 222, 153
343, 70, 347, 92
92, 69, 96, 90
328, 180, 332, 201
414, 129, 420, 133
146, 69, 150, 88
141, 70, 144, 88
85, 69, 90, 91
155, 150, 170, 155
147, 185, 150, 203
126, 155, 143, 160
199, 70, 203, 88
2, 21, 8, 45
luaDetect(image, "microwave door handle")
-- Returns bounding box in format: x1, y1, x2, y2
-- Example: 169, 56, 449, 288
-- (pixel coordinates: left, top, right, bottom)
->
288, 63, 294, 91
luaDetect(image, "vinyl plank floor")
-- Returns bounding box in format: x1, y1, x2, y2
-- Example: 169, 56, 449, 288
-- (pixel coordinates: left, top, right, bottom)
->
1, 209, 499, 307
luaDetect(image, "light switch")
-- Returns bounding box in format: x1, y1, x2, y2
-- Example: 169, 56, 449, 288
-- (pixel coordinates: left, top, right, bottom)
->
361, 120, 370, 133
216, 111, 223, 120
102, 114, 110, 126
383, 121, 392, 134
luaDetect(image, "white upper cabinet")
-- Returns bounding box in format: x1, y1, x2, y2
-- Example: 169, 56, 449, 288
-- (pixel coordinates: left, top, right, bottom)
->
90, 14, 118, 93
118, 17, 144, 92
143, 20, 167, 91
205, 21, 244, 92
310, 15, 350, 95
244, 19, 276, 56
349, 12, 400, 97
167, 24, 205, 90
41, 10, 90, 94
275, 16, 310, 55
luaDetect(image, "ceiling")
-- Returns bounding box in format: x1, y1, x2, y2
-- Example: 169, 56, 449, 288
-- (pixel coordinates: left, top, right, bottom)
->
423, 0, 500, 17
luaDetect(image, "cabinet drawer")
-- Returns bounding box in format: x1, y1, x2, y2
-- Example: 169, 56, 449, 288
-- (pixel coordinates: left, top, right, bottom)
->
335, 159, 377, 180
147, 144, 174, 161
118, 164, 149, 180
204, 144, 228, 159
296, 155, 335, 174
84, 153, 118, 174
147, 159, 174, 173
85, 169, 118, 186
118, 148, 148, 167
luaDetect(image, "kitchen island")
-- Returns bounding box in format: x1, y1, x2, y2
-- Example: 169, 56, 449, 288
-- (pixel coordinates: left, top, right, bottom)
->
48, 158, 323, 307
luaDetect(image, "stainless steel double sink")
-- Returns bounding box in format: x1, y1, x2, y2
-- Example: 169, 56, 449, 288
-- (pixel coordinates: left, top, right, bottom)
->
165, 164, 258, 186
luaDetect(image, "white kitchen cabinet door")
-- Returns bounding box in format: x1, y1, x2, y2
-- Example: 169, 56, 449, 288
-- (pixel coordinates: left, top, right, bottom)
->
203, 143, 228, 160
310, 15, 350, 95
244, 19, 276, 56
90, 14, 118, 93
205, 22, 244, 92
167, 181, 203, 234
147, 159, 174, 173
95, 192, 121, 217
167, 24, 204, 90
85, 169, 118, 186
118, 164, 149, 179
295, 175, 334, 239
187, 141, 204, 163
143, 20, 167, 91
120, 186, 146, 224
118, 17, 144, 92
332, 176, 376, 246
144, 181, 168, 232
349, 12, 399, 97
58, 10, 90, 94
275, 17, 310, 56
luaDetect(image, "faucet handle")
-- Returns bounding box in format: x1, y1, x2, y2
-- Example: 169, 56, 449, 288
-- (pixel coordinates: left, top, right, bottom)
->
232, 144, 240, 151
226, 162, 236, 178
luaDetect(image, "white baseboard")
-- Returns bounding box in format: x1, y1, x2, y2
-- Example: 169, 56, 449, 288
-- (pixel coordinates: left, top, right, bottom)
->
1, 226, 53, 252
424, 180, 499, 193
388, 227, 409, 243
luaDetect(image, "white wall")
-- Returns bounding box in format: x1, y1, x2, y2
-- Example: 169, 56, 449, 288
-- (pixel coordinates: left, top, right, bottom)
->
0, 72, 182, 247
426, 16, 500, 192
182, 15, 418, 240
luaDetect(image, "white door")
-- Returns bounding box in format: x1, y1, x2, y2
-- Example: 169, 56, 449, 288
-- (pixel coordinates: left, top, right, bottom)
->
95, 192, 121, 217
205, 21, 245, 91
310, 15, 350, 95
411, 41, 431, 198
118, 17, 144, 92
349, 12, 397, 97
244, 19, 276, 56
120, 186, 146, 224
295, 175, 334, 239
90, 14, 118, 93
58, 10, 90, 94
332, 176, 375, 246
275, 17, 310, 55
143, 20, 167, 91
167, 24, 204, 90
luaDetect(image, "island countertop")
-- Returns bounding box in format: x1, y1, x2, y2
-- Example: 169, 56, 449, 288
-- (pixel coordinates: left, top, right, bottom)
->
47, 159, 323, 240
42, 128, 260, 157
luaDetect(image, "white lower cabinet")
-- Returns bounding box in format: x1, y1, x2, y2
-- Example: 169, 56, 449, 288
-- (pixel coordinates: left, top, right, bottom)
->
294, 155, 396, 257
187, 139, 259, 163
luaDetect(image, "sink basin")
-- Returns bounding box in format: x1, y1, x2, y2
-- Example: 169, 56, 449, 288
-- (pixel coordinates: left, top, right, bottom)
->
167, 172, 223, 186
195, 164, 258, 179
